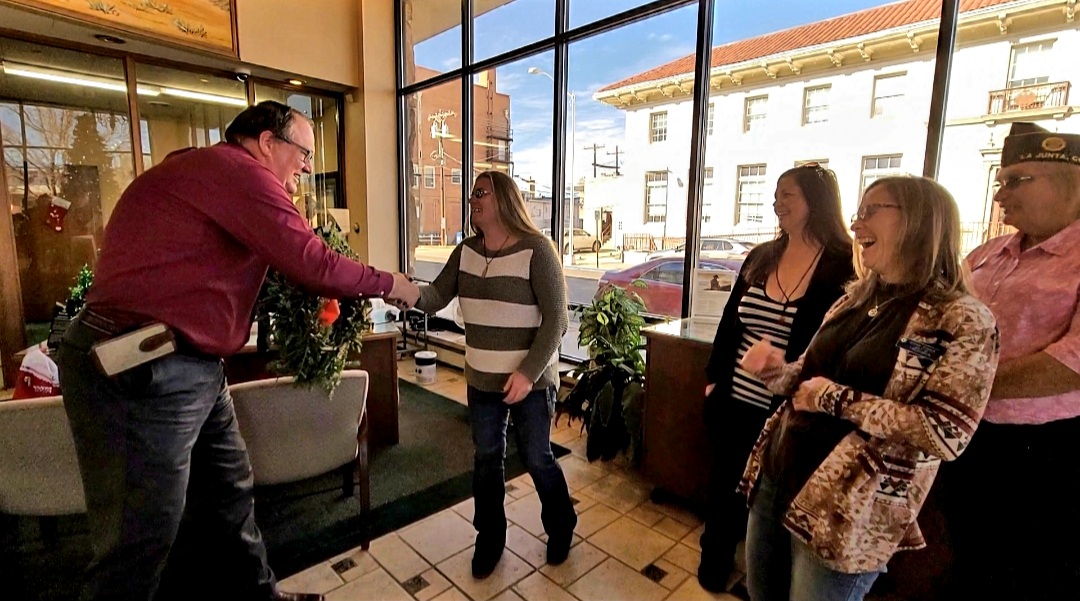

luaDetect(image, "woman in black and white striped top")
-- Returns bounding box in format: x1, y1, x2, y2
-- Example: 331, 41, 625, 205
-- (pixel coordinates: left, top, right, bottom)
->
697, 164, 854, 595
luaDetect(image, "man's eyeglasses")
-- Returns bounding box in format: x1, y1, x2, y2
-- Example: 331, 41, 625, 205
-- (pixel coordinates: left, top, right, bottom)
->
991, 175, 1035, 194
471, 188, 491, 199
850, 203, 901, 223
275, 134, 314, 165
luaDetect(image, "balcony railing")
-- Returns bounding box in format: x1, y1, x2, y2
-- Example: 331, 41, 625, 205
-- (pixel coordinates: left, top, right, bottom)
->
988, 81, 1070, 115
483, 149, 512, 164
485, 122, 513, 140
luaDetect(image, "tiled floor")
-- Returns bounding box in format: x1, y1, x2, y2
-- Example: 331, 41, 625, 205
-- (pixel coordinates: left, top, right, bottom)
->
276, 361, 740, 601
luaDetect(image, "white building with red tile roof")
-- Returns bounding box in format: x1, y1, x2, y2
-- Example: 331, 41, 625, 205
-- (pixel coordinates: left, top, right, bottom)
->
589, 0, 1079, 254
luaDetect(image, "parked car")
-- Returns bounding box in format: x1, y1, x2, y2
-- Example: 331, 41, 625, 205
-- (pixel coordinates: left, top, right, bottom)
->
541, 228, 602, 254
646, 237, 755, 261
596, 257, 743, 319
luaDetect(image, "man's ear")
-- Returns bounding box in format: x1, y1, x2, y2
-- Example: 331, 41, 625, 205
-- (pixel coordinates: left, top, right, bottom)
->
255, 130, 276, 158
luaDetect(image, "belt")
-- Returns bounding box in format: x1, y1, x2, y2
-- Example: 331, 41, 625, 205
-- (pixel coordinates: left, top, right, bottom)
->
80, 307, 220, 362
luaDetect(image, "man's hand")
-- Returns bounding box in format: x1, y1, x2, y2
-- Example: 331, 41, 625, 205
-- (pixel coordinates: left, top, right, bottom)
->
502, 371, 533, 404
792, 376, 831, 412
388, 272, 420, 309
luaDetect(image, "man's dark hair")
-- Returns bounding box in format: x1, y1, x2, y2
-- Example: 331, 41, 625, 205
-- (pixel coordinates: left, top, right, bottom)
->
224, 100, 312, 144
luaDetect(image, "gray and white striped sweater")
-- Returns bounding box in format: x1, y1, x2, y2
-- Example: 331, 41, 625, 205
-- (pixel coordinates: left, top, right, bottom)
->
416, 234, 568, 393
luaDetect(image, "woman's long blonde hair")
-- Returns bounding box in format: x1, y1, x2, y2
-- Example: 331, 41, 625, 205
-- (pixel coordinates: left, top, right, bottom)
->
470, 170, 544, 240
845, 175, 970, 309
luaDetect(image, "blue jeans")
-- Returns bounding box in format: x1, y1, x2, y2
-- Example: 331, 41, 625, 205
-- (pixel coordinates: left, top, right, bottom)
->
467, 386, 576, 542
746, 476, 880, 601
57, 316, 275, 601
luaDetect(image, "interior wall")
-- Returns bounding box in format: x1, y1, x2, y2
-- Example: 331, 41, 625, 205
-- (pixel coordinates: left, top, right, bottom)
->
348, 0, 399, 270
235, 0, 360, 88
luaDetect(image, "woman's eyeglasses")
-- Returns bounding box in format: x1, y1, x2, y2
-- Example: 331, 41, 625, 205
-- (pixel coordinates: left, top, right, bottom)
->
851, 203, 901, 223
471, 188, 491, 199
991, 175, 1035, 194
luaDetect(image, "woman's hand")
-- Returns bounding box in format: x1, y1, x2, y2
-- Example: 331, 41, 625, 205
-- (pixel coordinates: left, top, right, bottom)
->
793, 376, 832, 412
705, 383, 716, 397
740, 339, 784, 377
503, 371, 533, 404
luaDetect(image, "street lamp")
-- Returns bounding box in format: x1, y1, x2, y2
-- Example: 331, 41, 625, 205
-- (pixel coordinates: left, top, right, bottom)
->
429, 109, 456, 245
529, 67, 576, 252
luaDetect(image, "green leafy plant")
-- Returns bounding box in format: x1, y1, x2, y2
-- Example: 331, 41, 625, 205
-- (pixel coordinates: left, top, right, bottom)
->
556, 281, 648, 465
256, 225, 372, 394
66, 264, 94, 316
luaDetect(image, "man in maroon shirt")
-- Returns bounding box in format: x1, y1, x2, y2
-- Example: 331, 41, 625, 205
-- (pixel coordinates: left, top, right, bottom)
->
56, 101, 418, 601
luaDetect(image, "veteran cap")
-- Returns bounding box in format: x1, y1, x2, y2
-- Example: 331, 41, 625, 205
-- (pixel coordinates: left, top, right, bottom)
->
1001, 122, 1080, 168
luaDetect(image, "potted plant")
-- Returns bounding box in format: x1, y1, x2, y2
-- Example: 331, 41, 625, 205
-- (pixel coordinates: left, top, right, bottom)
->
556, 281, 647, 465
255, 225, 372, 394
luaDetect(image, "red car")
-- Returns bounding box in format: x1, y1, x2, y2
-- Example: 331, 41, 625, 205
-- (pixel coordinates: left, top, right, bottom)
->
596, 257, 743, 318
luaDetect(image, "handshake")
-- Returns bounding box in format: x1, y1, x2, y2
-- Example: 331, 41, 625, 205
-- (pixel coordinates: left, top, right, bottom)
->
388, 272, 421, 311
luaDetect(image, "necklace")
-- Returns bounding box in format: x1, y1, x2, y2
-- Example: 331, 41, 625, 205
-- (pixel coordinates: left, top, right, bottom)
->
774, 247, 823, 305
481, 235, 511, 278
867, 293, 895, 317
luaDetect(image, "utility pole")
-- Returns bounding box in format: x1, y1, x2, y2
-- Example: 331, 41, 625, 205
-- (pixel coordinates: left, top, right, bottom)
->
583, 143, 605, 177
429, 109, 456, 245
606, 146, 623, 176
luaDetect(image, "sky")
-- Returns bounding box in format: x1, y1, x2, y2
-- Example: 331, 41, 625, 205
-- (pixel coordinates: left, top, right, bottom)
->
411, 0, 896, 190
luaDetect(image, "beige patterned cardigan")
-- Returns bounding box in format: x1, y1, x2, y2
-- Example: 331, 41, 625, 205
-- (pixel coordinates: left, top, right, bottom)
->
737, 292, 999, 574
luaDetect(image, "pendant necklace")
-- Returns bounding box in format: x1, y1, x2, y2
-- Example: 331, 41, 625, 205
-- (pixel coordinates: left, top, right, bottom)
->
775, 247, 823, 306
481, 235, 511, 278
867, 293, 894, 317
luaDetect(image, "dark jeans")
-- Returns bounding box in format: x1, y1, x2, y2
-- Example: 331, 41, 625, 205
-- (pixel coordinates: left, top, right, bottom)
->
57, 316, 275, 601
700, 396, 771, 576
942, 417, 1080, 601
467, 385, 576, 543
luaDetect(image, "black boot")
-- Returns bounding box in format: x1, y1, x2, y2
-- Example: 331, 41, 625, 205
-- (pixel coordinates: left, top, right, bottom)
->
471, 534, 505, 579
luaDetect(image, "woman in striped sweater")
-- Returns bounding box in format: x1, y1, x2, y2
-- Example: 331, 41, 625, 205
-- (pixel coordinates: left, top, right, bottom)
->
698, 163, 854, 595
415, 170, 577, 580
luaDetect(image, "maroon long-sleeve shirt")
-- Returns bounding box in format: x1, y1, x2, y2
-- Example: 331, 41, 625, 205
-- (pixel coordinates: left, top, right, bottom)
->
86, 143, 393, 357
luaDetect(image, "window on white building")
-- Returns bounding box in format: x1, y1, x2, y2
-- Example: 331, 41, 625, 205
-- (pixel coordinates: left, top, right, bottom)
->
735, 164, 767, 225
645, 171, 668, 223
872, 73, 906, 117
707, 103, 715, 136
424, 165, 436, 188
803, 85, 831, 124
744, 95, 767, 132
451, 168, 462, 185
412, 162, 420, 188
1008, 40, 1054, 88
860, 154, 903, 192
650, 111, 668, 143
702, 167, 714, 223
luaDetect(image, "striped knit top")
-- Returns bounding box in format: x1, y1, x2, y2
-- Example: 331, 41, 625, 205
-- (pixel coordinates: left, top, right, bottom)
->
731, 283, 799, 410
416, 234, 569, 393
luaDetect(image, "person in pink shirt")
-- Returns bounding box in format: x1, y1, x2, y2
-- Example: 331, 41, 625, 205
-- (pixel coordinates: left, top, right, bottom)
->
945, 122, 1080, 600
56, 101, 419, 601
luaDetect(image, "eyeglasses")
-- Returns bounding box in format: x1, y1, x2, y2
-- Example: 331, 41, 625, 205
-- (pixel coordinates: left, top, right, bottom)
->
471, 188, 491, 199
991, 175, 1035, 194
851, 203, 901, 223
275, 134, 314, 165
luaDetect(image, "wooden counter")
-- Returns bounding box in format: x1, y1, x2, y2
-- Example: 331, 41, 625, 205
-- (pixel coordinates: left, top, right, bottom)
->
641, 318, 716, 506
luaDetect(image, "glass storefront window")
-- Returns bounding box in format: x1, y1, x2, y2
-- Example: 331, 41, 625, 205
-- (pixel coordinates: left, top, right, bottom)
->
1, 37, 135, 323
474, 0, 554, 62
401, 0, 462, 87
134, 63, 246, 168
254, 85, 342, 226
403, 78, 463, 279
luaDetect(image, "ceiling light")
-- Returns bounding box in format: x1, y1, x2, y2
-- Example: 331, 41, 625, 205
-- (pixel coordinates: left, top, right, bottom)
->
1, 61, 158, 96
288, 79, 304, 86
160, 87, 247, 106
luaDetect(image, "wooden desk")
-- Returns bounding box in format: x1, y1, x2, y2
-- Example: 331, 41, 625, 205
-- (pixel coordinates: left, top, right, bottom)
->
223, 322, 402, 449
19, 322, 403, 449
641, 318, 715, 506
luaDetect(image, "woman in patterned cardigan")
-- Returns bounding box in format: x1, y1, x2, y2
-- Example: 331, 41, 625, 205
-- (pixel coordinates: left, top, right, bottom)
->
738, 176, 999, 601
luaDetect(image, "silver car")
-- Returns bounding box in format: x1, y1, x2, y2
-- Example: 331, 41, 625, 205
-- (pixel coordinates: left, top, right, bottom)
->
647, 237, 755, 261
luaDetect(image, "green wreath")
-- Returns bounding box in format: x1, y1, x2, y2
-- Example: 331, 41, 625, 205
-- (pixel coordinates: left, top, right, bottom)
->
255, 225, 372, 393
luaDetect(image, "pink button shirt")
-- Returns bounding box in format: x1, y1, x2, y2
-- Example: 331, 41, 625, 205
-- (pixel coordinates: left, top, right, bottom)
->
967, 220, 1080, 424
